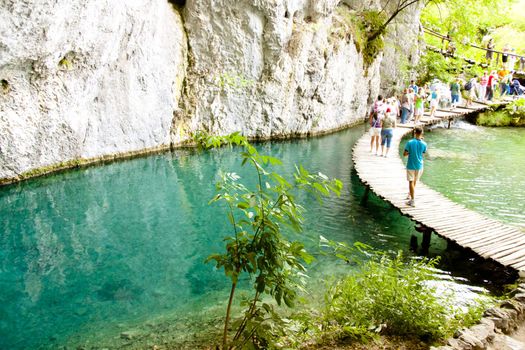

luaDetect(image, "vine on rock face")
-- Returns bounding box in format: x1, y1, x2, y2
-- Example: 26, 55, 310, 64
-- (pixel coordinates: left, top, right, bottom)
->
193, 131, 342, 349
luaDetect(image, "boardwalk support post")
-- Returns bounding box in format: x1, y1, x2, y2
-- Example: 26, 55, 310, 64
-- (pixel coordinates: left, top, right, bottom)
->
416, 224, 432, 255
447, 119, 452, 129
410, 235, 418, 252
421, 230, 432, 255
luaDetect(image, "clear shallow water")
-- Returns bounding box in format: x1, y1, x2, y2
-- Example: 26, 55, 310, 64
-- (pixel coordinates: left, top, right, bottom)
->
0, 125, 502, 349
421, 122, 525, 229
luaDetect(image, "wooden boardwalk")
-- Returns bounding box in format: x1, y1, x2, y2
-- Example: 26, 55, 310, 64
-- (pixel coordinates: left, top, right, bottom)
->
353, 103, 525, 272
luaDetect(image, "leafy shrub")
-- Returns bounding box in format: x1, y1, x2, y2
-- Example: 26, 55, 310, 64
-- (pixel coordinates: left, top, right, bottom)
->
317, 250, 492, 344
477, 101, 525, 127
331, 6, 385, 66
505, 98, 525, 119
194, 132, 342, 349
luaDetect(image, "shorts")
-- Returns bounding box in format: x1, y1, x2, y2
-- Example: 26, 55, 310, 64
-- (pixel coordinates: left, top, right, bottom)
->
381, 128, 394, 147
407, 169, 423, 181
414, 106, 424, 116
369, 127, 381, 137
430, 99, 438, 108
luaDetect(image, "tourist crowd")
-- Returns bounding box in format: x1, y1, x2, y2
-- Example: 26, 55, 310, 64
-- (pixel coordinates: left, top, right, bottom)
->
366, 71, 523, 208
368, 72, 524, 159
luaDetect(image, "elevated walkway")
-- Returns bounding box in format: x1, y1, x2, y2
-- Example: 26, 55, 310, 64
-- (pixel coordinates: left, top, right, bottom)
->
353, 103, 525, 271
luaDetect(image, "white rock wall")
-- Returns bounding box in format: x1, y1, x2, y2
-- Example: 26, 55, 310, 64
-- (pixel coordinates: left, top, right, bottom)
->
173, 0, 382, 142
0, 0, 187, 180
0, 0, 422, 183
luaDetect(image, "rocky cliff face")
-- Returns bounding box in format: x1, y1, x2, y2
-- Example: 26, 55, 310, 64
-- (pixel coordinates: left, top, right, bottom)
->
380, 0, 423, 95
0, 0, 421, 183
0, 0, 187, 181
172, 0, 381, 143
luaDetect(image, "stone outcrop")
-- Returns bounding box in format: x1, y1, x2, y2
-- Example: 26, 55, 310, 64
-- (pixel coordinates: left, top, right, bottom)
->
431, 283, 525, 350
0, 0, 422, 183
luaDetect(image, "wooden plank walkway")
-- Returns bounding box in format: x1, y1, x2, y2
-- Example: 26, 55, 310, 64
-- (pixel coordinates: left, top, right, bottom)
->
353, 102, 525, 272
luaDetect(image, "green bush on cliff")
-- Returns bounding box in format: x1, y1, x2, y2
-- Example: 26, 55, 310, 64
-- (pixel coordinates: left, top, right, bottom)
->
332, 6, 385, 66
477, 100, 525, 127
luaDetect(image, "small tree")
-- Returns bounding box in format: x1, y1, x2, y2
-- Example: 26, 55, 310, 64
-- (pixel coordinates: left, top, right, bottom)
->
194, 132, 342, 349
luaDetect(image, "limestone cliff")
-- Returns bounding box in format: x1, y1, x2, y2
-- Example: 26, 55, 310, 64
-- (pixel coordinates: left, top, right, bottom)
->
0, 0, 421, 183
0, 0, 187, 181
172, 0, 381, 143
380, 0, 423, 95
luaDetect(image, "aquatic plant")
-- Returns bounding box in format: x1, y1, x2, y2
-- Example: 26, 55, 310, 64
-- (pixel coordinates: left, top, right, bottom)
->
193, 131, 342, 349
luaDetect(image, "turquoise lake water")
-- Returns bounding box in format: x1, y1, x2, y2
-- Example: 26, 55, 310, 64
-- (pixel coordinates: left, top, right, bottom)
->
0, 124, 517, 349
422, 123, 525, 229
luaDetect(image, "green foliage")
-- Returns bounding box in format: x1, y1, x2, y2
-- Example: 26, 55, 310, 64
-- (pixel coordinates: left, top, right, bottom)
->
421, 0, 523, 70
331, 6, 385, 66
416, 51, 461, 83
312, 249, 494, 345
505, 98, 525, 119
58, 57, 72, 70
415, 48, 487, 84
332, 6, 365, 51
361, 10, 387, 66
194, 131, 342, 349
477, 101, 525, 127
323, 252, 451, 341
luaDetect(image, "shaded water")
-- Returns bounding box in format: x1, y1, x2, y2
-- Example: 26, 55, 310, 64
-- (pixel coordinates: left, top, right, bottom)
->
0, 125, 503, 349
422, 122, 525, 229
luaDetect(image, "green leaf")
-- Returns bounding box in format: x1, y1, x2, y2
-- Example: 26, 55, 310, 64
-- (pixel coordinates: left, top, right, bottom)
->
257, 279, 266, 293
267, 156, 283, 166
313, 182, 330, 196
237, 201, 249, 209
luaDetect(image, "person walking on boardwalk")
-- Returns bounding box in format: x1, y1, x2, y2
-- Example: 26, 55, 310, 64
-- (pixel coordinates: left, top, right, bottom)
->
413, 91, 424, 124
369, 95, 385, 155
400, 89, 411, 124
450, 78, 461, 108
464, 77, 476, 107
428, 88, 439, 118
486, 70, 497, 101
408, 80, 419, 94
380, 107, 397, 157
479, 72, 489, 102
404, 126, 427, 207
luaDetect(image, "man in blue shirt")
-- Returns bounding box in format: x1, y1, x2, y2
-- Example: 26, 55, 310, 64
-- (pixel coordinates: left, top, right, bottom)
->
408, 80, 419, 94
403, 126, 427, 207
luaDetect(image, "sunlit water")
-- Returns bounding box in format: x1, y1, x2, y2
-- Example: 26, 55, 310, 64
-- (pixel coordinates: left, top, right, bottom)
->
0, 125, 511, 349
421, 121, 525, 229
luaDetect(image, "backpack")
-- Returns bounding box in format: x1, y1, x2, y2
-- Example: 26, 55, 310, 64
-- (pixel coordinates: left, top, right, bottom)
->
464, 80, 472, 91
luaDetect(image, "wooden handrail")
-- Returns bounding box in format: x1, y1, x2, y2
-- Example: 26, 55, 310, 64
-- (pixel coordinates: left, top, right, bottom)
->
423, 26, 525, 60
